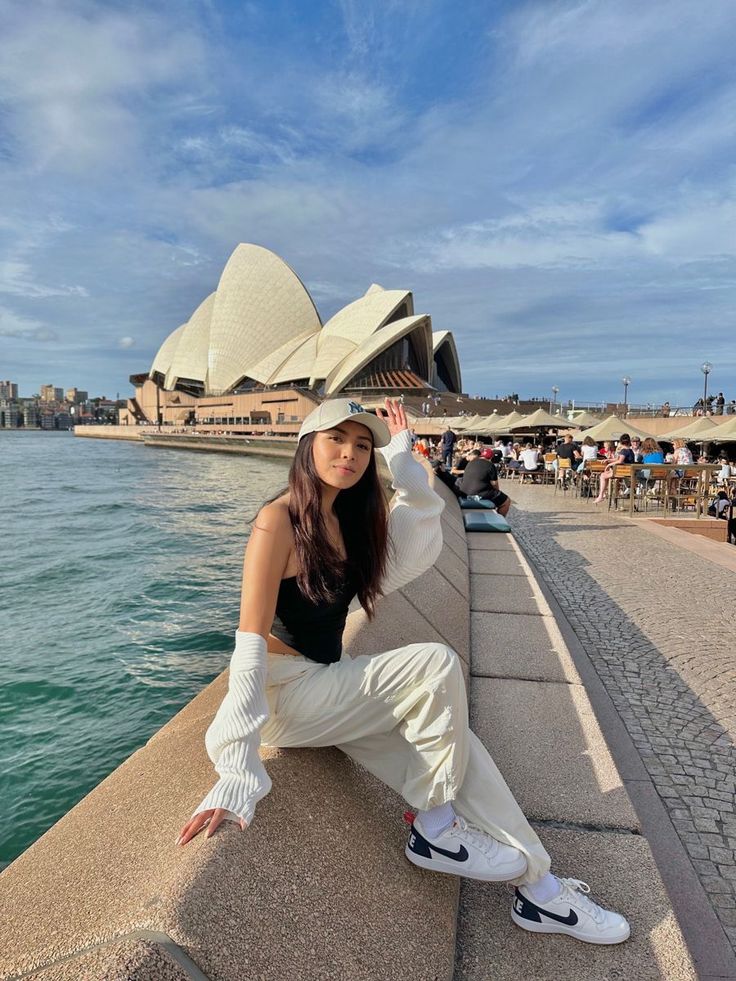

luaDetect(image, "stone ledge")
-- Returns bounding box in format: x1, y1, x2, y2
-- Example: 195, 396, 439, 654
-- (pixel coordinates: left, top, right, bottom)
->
470, 677, 639, 831
471, 611, 581, 684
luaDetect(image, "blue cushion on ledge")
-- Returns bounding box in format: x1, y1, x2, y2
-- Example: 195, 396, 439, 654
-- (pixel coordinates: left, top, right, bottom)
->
463, 510, 511, 533
459, 496, 497, 510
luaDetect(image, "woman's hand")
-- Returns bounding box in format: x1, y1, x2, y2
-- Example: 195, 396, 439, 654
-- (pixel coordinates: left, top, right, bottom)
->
176, 807, 246, 846
376, 397, 408, 438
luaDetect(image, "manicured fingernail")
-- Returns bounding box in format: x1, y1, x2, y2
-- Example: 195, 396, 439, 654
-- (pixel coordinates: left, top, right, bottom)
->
174, 836, 182, 846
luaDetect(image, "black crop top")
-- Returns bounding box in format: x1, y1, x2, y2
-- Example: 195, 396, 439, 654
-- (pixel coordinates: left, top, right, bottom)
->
270, 571, 358, 664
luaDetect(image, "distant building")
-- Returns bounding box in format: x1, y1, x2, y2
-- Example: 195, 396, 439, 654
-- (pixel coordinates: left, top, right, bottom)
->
0, 399, 20, 428
22, 403, 40, 427
40, 385, 64, 402
122, 243, 462, 430
65, 388, 89, 403
0, 380, 18, 400
39, 413, 56, 430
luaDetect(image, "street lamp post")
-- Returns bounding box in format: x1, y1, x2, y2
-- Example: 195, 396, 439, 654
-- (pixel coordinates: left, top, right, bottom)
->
701, 361, 713, 413
550, 385, 559, 413
621, 376, 631, 415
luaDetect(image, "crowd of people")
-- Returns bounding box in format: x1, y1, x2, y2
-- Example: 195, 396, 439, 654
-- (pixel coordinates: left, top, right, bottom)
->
409, 426, 736, 543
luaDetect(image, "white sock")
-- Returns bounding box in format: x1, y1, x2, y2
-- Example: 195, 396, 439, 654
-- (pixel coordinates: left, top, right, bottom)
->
416, 801, 456, 838
525, 872, 561, 904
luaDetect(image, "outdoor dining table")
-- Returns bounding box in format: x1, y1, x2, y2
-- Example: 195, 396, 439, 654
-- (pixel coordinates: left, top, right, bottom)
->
596, 462, 721, 518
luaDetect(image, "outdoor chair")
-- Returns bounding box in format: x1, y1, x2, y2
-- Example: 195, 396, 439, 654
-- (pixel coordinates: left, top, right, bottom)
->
669, 467, 701, 513
542, 452, 557, 486
607, 464, 634, 510
518, 464, 542, 485
639, 466, 670, 513
554, 457, 572, 494
579, 460, 606, 500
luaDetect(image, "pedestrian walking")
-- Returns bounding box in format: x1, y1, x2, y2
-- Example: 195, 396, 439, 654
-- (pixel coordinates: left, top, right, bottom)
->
440, 425, 456, 469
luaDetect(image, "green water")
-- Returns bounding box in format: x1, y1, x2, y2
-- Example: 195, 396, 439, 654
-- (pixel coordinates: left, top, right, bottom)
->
1, 431, 290, 869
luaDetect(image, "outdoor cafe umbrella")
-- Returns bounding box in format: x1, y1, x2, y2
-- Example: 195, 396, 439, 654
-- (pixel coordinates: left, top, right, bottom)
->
484, 410, 527, 433
568, 410, 601, 428
575, 414, 655, 442
467, 414, 508, 433
456, 413, 486, 431
660, 416, 719, 441
710, 416, 736, 440
469, 411, 527, 435
510, 407, 577, 430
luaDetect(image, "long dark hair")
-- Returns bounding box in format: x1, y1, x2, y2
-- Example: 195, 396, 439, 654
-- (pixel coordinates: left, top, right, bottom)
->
286, 433, 389, 618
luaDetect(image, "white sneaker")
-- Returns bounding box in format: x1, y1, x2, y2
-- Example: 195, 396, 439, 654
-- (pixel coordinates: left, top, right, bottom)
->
405, 815, 527, 881
511, 877, 630, 944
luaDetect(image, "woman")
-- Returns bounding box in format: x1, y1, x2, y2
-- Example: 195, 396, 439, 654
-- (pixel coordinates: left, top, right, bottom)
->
176, 397, 629, 944
579, 436, 599, 467
594, 434, 635, 504
634, 438, 665, 490
668, 438, 694, 497
640, 437, 664, 464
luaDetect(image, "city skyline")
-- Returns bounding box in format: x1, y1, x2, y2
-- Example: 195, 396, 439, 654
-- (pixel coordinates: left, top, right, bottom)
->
1, 0, 735, 403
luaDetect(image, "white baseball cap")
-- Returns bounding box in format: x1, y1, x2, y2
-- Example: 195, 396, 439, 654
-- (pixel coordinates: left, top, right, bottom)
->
298, 398, 391, 447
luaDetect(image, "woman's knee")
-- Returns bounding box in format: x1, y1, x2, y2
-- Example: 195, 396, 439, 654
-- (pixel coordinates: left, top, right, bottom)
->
418, 641, 460, 675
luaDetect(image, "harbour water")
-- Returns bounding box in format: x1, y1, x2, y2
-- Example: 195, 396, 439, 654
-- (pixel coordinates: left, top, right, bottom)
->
1, 431, 290, 869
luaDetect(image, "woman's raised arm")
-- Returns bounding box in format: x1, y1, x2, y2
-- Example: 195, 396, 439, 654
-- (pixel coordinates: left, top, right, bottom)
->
374, 401, 445, 598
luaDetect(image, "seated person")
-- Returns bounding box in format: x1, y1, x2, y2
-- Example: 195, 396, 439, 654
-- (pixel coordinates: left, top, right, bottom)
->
708, 490, 731, 518
431, 460, 463, 499
635, 437, 665, 486
450, 451, 472, 477
577, 435, 599, 472
594, 434, 635, 504
456, 448, 511, 516
519, 443, 541, 473
669, 438, 694, 493
556, 434, 580, 478
716, 455, 735, 486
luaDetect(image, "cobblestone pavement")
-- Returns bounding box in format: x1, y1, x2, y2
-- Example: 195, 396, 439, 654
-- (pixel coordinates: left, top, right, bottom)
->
503, 480, 736, 950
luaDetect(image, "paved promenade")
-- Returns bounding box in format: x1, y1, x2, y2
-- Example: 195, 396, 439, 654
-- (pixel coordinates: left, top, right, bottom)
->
503, 479, 736, 960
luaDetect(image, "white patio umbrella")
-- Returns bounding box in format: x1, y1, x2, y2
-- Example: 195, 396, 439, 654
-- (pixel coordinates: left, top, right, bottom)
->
510, 408, 577, 430
661, 416, 719, 440
709, 416, 736, 440
568, 410, 602, 428
576, 414, 655, 442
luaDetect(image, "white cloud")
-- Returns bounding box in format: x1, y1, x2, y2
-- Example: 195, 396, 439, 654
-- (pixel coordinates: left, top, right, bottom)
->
118, 336, 135, 349
0, 307, 57, 342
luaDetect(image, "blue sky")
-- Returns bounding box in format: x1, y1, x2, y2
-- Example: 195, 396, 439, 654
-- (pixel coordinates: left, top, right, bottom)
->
1, 0, 735, 406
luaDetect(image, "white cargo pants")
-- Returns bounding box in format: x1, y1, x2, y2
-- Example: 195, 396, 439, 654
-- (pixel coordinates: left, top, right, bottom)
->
261, 641, 551, 884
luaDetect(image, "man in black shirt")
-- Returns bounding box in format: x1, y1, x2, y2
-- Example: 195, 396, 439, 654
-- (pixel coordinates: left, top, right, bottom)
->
457, 449, 511, 515
556, 434, 580, 466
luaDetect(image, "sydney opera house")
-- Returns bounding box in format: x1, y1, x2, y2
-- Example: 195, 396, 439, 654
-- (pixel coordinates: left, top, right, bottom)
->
122, 244, 462, 432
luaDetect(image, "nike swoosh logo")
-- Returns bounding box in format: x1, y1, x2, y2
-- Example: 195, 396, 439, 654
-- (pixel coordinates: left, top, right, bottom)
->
428, 842, 469, 862
539, 907, 578, 926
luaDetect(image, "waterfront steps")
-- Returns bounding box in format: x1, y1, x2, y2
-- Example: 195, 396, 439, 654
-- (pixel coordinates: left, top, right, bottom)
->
0, 467, 700, 980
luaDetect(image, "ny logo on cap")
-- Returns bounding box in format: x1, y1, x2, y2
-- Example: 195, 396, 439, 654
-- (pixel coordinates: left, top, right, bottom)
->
347, 400, 364, 414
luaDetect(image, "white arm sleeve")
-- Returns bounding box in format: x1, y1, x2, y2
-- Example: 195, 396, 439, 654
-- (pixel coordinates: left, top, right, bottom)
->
377, 430, 445, 597
190, 631, 272, 827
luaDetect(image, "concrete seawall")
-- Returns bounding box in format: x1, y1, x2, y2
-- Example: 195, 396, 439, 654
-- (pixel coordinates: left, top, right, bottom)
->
0, 466, 701, 979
